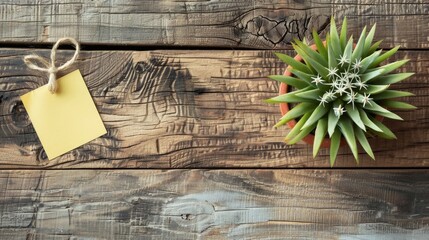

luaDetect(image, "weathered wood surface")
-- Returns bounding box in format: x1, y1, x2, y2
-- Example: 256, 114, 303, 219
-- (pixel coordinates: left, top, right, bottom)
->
0, 48, 427, 168
0, 169, 428, 239
0, 0, 427, 49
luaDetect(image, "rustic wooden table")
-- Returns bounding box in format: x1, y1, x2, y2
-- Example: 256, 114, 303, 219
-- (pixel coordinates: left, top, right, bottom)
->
0, 1, 428, 239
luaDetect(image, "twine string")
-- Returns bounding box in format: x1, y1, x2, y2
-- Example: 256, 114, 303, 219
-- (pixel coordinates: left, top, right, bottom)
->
23, 37, 80, 94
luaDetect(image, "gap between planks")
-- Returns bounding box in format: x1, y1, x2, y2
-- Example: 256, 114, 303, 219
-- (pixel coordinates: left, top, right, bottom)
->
1, 42, 428, 52
1, 167, 429, 171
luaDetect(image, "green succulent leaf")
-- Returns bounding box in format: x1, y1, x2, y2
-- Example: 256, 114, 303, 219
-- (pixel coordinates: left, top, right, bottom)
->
312, 30, 328, 60
301, 104, 329, 130
328, 108, 340, 137
369, 46, 400, 68
275, 102, 317, 128
338, 118, 359, 163
369, 117, 397, 139
295, 88, 324, 100
358, 108, 383, 132
327, 38, 338, 69
372, 90, 415, 100
289, 68, 316, 85
330, 129, 342, 167
363, 23, 376, 57
294, 39, 328, 67
268, 75, 310, 89
361, 69, 385, 82
313, 118, 328, 158
360, 50, 381, 72
364, 101, 403, 120
354, 126, 375, 160
288, 123, 317, 145
372, 59, 409, 75
351, 26, 367, 63
329, 18, 342, 58
366, 85, 390, 94
370, 73, 414, 85
302, 38, 309, 45
343, 36, 354, 63
368, 40, 383, 54
284, 112, 312, 142
370, 110, 403, 121
265, 91, 312, 104
339, 17, 348, 49
345, 104, 366, 131
293, 44, 329, 78
381, 100, 417, 110
274, 52, 312, 74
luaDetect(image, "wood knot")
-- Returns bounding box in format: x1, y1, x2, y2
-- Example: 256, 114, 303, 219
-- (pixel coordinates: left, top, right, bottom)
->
162, 198, 215, 233
135, 56, 165, 73
10, 100, 30, 128
181, 213, 195, 220
135, 62, 149, 73
37, 147, 49, 162
1, 98, 31, 136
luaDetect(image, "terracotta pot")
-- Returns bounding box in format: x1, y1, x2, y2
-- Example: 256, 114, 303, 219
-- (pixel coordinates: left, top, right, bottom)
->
279, 45, 333, 148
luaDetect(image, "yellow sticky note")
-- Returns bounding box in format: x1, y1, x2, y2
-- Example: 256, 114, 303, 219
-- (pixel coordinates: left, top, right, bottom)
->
20, 70, 106, 160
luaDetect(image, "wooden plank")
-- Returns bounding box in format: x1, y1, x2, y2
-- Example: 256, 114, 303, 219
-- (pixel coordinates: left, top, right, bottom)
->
0, 170, 428, 239
0, 49, 427, 168
0, 0, 427, 49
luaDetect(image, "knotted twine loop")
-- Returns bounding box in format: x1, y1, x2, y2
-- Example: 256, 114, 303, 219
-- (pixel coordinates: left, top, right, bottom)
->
23, 37, 80, 94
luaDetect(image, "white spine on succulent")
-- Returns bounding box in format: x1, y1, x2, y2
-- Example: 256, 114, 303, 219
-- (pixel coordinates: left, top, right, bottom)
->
347, 91, 358, 109
343, 77, 354, 90
353, 79, 368, 90
352, 58, 362, 70
335, 86, 347, 96
340, 71, 350, 78
338, 54, 350, 66
325, 80, 337, 87
348, 72, 360, 81
333, 104, 346, 117
327, 67, 339, 78
311, 75, 325, 85
361, 93, 373, 107
318, 93, 330, 106
338, 75, 349, 84
325, 89, 337, 100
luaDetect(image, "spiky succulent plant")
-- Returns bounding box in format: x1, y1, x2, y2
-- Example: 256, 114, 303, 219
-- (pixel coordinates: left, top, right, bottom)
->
266, 17, 416, 166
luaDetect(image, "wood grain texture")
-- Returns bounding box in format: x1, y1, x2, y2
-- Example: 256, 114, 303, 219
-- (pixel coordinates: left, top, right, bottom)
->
0, 0, 427, 49
0, 169, 428, 239
0, 48, 427, 168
